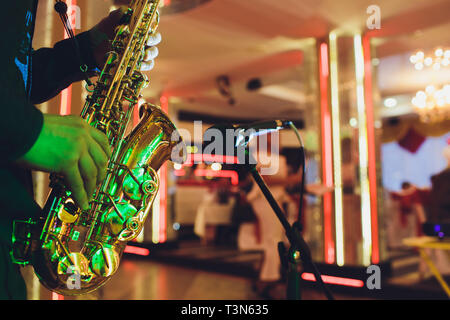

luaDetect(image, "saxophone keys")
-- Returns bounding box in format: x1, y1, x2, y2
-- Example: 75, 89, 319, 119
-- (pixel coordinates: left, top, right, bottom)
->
90, 245, 120, 277
122, 168, 150, 200
117, 217, 142, 242
126, 216, 141, 232
142, 179, 157, 195
57, 201, 79, 224
105, 201, 137, 236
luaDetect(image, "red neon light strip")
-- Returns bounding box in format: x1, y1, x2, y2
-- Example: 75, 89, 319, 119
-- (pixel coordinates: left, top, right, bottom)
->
159, 96, 169, 243
60, 86, 72, 116
59, 0, 76, 117
194, 169, 239, 185
174, 168, 239, 185
133, 103, 140, 127
301, 272, 364, 288
362, 35, 379, 264
183, 154, 239, 166
173, 169, 186, 176
319, 42, 335, 264
124, 245, 150, 256
159, 163, 167, 243
52, 292, 64, 300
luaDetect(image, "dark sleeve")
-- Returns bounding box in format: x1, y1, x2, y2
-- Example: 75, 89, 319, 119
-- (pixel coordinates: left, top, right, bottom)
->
0, 96, 43, 163
30, 31, 98, 104
0, 57, 44, 163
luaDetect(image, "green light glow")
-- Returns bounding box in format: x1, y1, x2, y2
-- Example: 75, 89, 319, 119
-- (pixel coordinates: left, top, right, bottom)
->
123, 148, 133, 164
109, 182, 118, 196
138, 132, 164, 167
72, 231, 80, 241
123, 168, 147, 200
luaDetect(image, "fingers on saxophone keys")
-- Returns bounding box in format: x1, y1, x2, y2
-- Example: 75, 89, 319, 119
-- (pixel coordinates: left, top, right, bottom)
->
79, 151, 97, 204
65, 165, 90, 211
140, 59, 155, 72
147, 32, 162, 47
144, 46, 159, 62
140, 33, 161, 72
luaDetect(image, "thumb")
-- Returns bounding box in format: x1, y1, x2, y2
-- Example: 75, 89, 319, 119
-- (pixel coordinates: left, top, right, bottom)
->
89, 6, 129, 67
92, 6, 129, 40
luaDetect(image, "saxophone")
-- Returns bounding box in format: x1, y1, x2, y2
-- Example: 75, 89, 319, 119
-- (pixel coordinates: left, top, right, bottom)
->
11, 0, 184, 295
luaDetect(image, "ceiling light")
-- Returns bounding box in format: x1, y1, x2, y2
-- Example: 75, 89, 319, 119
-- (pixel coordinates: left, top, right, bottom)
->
445, 50, 450, 59
211, 163, 222, 171
416, 51, 424, 59
414, 62, 423, 70
174, 163, 183, 170
412, 84, 450, 122
259, 85, 307, 103
383, 98, 397, 108
410, 48, 450, 70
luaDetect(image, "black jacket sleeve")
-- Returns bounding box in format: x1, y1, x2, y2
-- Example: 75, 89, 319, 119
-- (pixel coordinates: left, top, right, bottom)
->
30, 31, 98, 104
0, 59, 44, 163
0, 31, 97, 163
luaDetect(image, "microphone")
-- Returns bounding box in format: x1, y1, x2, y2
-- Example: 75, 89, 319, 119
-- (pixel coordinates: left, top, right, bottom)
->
54, 0, 93, 87
203, 119, 292, 150
54, 1, 68, 15
209, 120, 291, 132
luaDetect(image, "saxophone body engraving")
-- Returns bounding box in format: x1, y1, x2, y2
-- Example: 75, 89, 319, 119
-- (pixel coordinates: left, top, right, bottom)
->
11, 0, 184, 295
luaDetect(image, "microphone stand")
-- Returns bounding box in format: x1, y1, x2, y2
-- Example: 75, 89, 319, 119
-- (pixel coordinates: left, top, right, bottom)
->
242, 149, 334, 300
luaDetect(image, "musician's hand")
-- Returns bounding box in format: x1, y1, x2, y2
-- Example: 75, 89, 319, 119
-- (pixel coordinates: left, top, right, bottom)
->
89, 7, 161, 71
140, 32, 161, 72
17, 114, 111, 210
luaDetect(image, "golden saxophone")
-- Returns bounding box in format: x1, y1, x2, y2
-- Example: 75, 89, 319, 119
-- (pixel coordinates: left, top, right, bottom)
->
11, 0, 184, 295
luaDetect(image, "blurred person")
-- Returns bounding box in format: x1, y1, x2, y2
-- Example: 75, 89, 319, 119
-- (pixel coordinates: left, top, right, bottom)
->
390, 182, 427, 238
0, 3, 160, 299
424, 144, 450, 277
429, 144, 450, 223
245, 133, 288, 299
232, 172, 257, 245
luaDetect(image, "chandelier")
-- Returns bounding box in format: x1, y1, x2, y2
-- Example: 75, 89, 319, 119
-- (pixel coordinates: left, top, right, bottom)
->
410, 48, 450, 71
412, 84, 450, 122
409, 48, 450, 122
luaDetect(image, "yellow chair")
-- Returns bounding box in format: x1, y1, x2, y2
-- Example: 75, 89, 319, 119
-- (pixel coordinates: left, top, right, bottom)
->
403, 236, 450, 298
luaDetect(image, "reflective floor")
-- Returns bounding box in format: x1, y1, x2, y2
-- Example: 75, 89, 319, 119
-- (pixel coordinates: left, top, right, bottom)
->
21, 241, 449, 300
91, 259, 261, 300
23, 258, 361, 300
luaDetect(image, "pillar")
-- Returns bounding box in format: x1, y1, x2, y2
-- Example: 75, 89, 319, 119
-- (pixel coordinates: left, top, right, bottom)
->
317, 32, 385, 267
